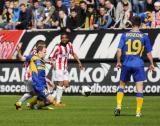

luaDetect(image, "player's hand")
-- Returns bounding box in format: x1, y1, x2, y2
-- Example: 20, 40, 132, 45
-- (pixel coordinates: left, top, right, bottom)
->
16, 43, 22, 52
149, 64, 155, 71
51, 62, 56, 70
78, 63, 83, 70
116, 62, 122, 69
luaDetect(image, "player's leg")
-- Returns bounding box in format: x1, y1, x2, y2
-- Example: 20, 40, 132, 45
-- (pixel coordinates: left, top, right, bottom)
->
116, 81, 125, 110
55, 70, 69, 105
15, 80, 35, 110
56, 81, 65, 104
52, 70, 66, 105
136, 82, 144, 117
115, 66, 130, 116
133, 66, 146, 117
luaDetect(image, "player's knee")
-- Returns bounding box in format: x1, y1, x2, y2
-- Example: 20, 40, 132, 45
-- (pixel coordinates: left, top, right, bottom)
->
119, 81, 125, 88
64, 83, 69, 88
47, 95, 55, 103
63, 81, 69, 88
136, 82, 143, 93
136, 87, 143, 93
24, 93, 32, 98
58, 81, 64, 86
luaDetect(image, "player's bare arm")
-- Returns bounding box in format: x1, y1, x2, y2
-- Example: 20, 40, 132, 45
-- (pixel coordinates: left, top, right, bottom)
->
116, 48, 122, 69
16, 43, 26, 61
147, 52, 155, 71
72, 52, 83, 70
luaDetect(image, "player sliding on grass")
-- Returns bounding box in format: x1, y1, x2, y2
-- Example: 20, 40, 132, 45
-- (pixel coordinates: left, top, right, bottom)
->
16, 41, 63, 110
15, 40, 48, 110
114, 16, 155, 117
50, 32, 83, 105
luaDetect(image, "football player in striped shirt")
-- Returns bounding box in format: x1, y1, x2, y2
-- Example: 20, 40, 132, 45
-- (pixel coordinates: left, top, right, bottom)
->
50, 32, 83, 105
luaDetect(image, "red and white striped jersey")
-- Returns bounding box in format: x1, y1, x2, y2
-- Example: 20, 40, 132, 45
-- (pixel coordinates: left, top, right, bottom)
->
24, 49, 37, 80
51, 42, 74, 70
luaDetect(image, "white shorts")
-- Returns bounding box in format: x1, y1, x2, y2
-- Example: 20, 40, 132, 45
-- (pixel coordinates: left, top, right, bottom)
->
24, 80, 34, 92
52, 70, 69, 82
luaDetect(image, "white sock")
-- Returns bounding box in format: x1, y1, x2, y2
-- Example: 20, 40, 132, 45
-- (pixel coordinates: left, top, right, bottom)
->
56, 86, 64, 104
51, 90, 57, 99
18, 93, 32, 103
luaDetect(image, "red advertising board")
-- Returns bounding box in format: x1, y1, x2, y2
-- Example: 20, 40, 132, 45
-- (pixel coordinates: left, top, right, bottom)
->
0, 30, 25, 59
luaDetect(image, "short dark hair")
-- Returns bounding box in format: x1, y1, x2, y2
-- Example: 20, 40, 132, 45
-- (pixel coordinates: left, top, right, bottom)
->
70, 9, 77, 13
61, 32, 69, 38
36, 40, 46, 48
131, 16, 141, 27
37, 45, 45, 52
20, 3, 25, 7
56, 0, 62, 2
33, 0, 39, 3
80, 1, 87, 5
99, 6, 106, 10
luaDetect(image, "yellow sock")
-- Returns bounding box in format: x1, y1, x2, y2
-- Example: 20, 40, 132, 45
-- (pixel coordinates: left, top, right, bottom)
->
136, 93, 144, 114
28, 96, 37, 107
36, 101, 45, 108
16, 101, 22, 106
116, 88, 124, 109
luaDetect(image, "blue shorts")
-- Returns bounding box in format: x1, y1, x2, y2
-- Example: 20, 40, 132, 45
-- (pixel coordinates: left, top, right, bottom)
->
120, 66, 146, 82
32, 84, 50, 99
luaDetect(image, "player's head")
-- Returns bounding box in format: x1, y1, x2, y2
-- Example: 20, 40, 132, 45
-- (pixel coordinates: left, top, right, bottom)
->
60, 32, 69, 45
37, 45, 46, 58
36, 40, 46, 48
131, 16, 141, 28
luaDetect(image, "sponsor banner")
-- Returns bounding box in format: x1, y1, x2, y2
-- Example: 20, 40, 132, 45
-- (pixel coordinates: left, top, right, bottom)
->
20, 29, 160, 60
0, 30, 25, 59
0, 29, 160, 59
1, 61, 160, 95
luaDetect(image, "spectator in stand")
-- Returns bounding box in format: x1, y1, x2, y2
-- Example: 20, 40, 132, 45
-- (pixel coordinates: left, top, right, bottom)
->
105, 0, 116, 25
16, 3, 32, 29
114, 1, 133, 28
56, 0, 68, 15
7, 1, 20, 30
98, 0, 106, 8
152, 1, 160, 28
139, 11, 153, 28
145, 0, 155, 12
63, 0, 70, 8
32, 0, 45, 29
69, 0, 81, 15
79, 1, 88, 28
43, 0, 55, 28
94, 6, 112, 29
84, 0, 95, 5
85, 4, 97, 30
58, 10, 71, 32
0, 0, 5, 17
131, 0, 145, 14
116, 0, 132, 22
0, 0, 13, 29
50, 10, 59, 29
69, 9, 83, 30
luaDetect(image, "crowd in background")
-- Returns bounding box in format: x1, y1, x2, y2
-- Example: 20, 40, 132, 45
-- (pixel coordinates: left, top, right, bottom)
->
0, 0, 160, 31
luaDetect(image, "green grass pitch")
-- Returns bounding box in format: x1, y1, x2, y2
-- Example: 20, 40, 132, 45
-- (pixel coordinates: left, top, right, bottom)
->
0, 95, 160, 126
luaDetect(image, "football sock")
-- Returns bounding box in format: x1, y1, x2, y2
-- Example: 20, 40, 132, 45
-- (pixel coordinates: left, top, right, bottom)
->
116, 88, 124, 109
51, 90, 57, 99
35, 100, 49, 109
136, 93, 144, 114
18, 92, 32, 103
16, 101, 22, 106
28, 96, 38, 107
56, 86, 64, 104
